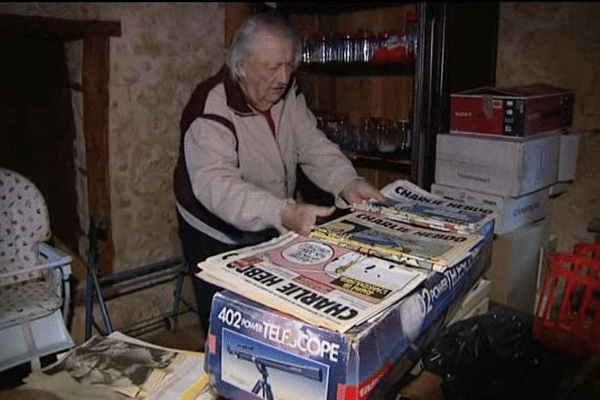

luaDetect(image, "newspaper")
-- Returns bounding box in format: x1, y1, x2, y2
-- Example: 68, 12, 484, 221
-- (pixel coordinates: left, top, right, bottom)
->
310, 211, 483, 272
197, 232, 427, 333
353, 179, 496, 234
20, 332, 208, 400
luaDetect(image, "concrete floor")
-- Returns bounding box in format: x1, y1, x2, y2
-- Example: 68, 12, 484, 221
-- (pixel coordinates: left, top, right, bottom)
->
137, 308, 206, 353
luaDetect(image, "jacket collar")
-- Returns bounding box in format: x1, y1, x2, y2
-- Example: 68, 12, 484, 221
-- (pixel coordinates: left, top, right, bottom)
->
223, 65, 255, 115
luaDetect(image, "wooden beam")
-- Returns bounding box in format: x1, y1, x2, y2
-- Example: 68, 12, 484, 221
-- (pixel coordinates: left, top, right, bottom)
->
83, 35, 114, 274
0, 13, 121, 38
224, 3, 252, 48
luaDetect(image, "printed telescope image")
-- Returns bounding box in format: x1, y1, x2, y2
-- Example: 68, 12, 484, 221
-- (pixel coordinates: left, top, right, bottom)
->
221, 330, 330, 400
227, 344, 323, 400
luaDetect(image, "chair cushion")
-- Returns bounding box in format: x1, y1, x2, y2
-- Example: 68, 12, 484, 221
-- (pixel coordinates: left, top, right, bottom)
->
0, 281, 62, 328
0, 168, 52, 287
0, 168, 51, 270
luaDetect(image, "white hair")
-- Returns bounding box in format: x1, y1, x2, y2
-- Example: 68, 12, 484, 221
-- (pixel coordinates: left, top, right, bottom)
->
227, 12, 302, 81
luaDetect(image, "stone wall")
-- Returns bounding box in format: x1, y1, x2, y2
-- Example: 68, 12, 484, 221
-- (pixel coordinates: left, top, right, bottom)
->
496, 2, 600, 251
0, 2, 225, 343
0, 2, 226, 272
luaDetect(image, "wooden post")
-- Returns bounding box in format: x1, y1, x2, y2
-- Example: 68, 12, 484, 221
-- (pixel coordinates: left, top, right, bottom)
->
83, 35, 114, 275
224, 3, 252, 48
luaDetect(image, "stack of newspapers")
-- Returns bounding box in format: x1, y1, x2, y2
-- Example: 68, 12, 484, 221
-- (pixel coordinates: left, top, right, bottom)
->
18, 332, 212, 400
314, 179, 496, 271
197, 179, 495, 333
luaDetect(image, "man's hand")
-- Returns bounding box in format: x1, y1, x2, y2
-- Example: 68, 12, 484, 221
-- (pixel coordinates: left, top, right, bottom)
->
340, 179, 385, 206
282, 202, 335, 237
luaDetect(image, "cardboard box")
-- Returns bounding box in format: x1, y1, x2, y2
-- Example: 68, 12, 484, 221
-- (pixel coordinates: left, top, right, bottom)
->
447, 278, 492, 325
484, 218, 550, 314
204, 225, 494, 400
430, 183, 550, 234
435, 132, 560, 197
450, 84, 574, 136
558, 131, 580, 182
549, 181, 570, 197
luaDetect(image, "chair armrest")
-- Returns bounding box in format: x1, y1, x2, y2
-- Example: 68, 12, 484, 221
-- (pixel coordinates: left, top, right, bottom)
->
37, 242, 72, 278
0, 243, 72, 282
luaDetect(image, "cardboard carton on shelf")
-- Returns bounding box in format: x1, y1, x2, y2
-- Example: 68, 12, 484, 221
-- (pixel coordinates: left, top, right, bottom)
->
430, 182, 550, 235
435, 131, 560, 197
450, 83, 574, 137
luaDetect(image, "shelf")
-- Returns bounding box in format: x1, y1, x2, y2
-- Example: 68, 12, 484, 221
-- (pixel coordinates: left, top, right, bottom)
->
343, 150, 412, 173
278, 2, 403, 15
298, 62, 415, 77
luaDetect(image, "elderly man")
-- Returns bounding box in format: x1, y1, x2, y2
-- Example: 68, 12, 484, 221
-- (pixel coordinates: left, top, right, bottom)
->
173, 11, 383, 337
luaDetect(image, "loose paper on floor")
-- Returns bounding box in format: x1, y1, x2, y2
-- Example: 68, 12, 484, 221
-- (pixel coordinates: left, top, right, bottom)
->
20, 332, 208, 400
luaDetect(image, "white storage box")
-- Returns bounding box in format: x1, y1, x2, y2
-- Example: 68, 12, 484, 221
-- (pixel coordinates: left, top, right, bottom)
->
447, 278, 492, 325
484, 218, 550, 314
435, 132, 560, 197
558, 131, 580, 182
431, 183, 550, 235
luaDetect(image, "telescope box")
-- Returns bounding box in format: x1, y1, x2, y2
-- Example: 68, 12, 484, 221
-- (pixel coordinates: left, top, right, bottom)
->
203, 222, 494, 400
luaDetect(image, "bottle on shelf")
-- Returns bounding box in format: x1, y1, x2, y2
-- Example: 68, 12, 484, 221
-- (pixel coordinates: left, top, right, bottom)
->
338, 32, 354, 64
354, 28, 376, 64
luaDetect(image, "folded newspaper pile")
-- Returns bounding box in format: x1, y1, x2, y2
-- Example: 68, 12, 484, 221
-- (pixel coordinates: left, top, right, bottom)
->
19, 332, 210, 400
353, 179, 496, 234
197, 232, 427, 333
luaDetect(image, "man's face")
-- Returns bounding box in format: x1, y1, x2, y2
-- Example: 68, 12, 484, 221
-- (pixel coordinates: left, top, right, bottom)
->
238, 31, 295, 111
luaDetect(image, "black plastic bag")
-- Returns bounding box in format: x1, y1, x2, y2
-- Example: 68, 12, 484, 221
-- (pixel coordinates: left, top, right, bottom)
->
420, 305, 594, 400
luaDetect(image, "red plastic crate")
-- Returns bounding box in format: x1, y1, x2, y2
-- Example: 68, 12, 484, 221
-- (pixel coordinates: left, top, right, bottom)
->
574, 243, 600, 261
533, 251, 600, 356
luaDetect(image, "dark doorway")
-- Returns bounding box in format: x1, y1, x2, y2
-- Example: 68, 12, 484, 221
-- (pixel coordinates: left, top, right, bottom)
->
1, 34, 79, 253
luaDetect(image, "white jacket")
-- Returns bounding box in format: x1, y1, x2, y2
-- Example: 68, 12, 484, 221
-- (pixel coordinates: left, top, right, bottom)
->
174, 66, 359, 244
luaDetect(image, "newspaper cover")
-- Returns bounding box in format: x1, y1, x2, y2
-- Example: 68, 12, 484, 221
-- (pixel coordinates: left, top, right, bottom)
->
353, 179, 496, 233
310, 211, 483, 272
197, 232, 427, 333
20, 332, 208, 400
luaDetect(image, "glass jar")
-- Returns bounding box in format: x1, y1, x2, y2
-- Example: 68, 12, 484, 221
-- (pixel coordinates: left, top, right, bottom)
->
376, 117, 395, 153
312, 33, 327, 63
354, 29, 375, 63
356, 117, 377, 153
325, 32, 336, 64
399, 118, 412, 155
324, 113, 348, 147
301, 35, 312, 65
396, 119, 409, 152
338, 32, 354, 64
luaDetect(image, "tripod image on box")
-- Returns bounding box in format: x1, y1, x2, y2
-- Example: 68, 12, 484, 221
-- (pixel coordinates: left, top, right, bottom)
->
227, 345, 323, 400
